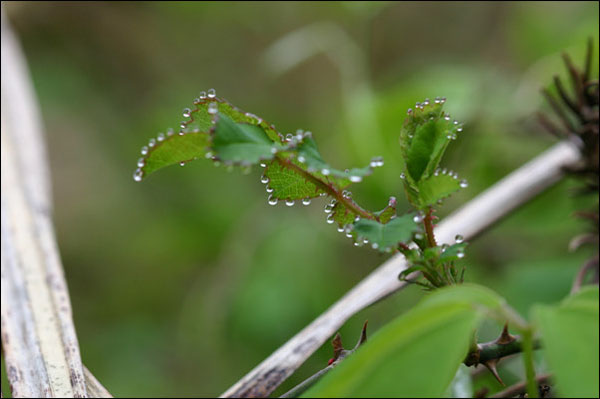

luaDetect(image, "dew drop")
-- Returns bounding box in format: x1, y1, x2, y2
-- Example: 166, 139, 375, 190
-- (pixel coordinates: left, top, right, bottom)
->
349, 175, 362, 183
326, 214, 334, 224
413, 213, 423, 223
180, 122, 187, 129
208, 102, 218, 115
442, 168, 448, 175
434, 97, 441, 104
285, 133, 293, 141
157, 133, 166, 142
286, 199, 295, 207
207, 88, 216, 98
324, 204, 333, 214
261, 175, 269, 184
302, 198, 311, 206
260, 162, 267, 168
460, 179, 468, 188
388, 196, 397, 207
180, 162, 186, 167
148, 138, 156, 147
199, 91, 207, 99
137, 158, 145, 168
457, 252, 465, 259
415, 233, 424, 240
167, 128, 175, 137
407, 108, 413, 115
457, 127, 463, 132
205, 151, 214, 159
337, 226, 344, 233
371, 243, 379, 250
266, 186, 274, 193
183, 108, 191, 118
346, 232, 353, 238
297, 155, 306, 163
133, 169, 143, 182
455, 234, 464, 243
321, 168, 330, 176
434, 169, 440, 176
140, 146, 149, 155
440, 97, 446, 104
370, 156, 384, 168
268, 195, 278, 205
444, 115, 451, 121
400, 172, 406, 180
342, 190, 352, 199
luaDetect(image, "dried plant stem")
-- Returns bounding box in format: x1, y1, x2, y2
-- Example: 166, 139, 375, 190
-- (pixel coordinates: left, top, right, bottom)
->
1, 8, 111, 398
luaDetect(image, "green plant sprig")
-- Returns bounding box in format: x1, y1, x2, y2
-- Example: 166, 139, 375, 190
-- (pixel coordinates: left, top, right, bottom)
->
133, 90, 468, 285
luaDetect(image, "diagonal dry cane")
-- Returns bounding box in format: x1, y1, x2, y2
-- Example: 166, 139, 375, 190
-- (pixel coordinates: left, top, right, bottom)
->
1, 8, 111, 398
221, 139, 583, 398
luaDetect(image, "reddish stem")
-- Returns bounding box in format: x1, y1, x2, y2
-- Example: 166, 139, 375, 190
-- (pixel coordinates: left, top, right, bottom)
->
276, 157, 377, 221
423, 206, 437, 247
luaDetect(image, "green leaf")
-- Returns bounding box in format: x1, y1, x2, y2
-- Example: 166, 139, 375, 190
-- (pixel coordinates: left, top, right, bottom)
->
417, 172, 463, 207
184, 97, 282, 142
533, 287, 599, 398
296, 136, 373, 183
438, 242, 468, 263
352, 213, 419, 251
211, 113, 287, 164
304, 293, 482, 397
406, 119, 450, 182
419, 284, 506, 312
331, 201, 356, 228
264, 160, 325, 200
398, 99, 464, 208
374, 197, 398, 224
135, 132, 210, 179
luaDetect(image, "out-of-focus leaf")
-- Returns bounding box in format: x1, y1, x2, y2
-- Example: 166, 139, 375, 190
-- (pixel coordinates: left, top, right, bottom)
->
533, 286, 599, 398
304, 284, 508, 398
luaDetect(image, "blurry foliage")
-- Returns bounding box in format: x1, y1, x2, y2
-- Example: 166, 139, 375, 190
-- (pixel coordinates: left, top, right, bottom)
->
3, 1, 598, 397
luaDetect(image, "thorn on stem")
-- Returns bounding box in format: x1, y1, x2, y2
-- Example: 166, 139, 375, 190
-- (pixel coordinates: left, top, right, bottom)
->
484, 359, 505, 386
495, 323, 517, 345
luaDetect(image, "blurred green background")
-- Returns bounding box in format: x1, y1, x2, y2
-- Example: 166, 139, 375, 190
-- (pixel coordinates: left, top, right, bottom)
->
2, 1, 598, 397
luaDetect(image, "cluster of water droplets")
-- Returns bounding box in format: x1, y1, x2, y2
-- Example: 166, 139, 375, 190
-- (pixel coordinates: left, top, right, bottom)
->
432, 168, 469, 188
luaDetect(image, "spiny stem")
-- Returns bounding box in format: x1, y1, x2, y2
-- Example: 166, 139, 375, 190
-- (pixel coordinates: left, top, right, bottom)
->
276, 156, 377, 220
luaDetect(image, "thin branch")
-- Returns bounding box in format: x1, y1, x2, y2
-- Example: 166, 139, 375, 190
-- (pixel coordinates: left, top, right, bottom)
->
220, 140, 582, 398
491, 374, 552, 398
279, 366, 332, 398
